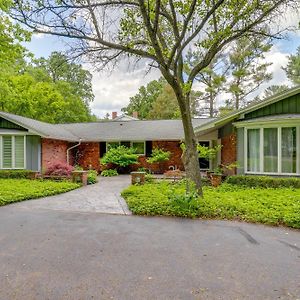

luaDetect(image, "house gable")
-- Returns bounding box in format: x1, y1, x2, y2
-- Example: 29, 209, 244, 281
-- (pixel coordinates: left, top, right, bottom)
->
0, 117, 27, 131
245, 93, 300, 120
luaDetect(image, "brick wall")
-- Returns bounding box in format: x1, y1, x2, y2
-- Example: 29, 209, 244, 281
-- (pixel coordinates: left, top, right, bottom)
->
41, 138, 69, 171
41, 139, 184, 174
221, 133, 237, 175
130, 140, 184, 173
74, 142, 100, 171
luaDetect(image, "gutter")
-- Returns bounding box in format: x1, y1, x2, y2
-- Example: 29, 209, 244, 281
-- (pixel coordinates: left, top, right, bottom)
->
67, 139, 82, 165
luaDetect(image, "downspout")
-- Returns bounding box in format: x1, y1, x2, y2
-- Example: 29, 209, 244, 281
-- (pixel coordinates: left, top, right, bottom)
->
67, 139, 82, 165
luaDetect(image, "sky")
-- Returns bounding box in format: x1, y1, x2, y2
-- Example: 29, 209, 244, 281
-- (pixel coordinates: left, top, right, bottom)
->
25, 22, 300, 119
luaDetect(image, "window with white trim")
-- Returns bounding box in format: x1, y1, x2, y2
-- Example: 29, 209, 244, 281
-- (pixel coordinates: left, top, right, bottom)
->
245, 126, 299, 175
0, 135, 26, 169
106, 141, 145, 155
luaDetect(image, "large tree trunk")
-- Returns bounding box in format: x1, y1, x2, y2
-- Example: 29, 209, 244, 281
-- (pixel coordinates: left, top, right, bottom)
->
178, 94, 203, 197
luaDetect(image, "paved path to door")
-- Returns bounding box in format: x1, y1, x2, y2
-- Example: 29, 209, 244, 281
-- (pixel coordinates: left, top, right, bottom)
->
12, 175, 132, 215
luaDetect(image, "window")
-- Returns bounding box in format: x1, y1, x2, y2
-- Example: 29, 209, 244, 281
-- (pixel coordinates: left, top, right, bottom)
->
132, 142, 145, 155
247, 129, 260, 172
245, 126, 299, 175
120, 141, 131, 148
15, 136, 25, 169
0, 136, 26, 169
282, 127, 297, 173
264, 128, 278, 173
106, 142, 120, 150
106, 141, 145, 155
2, 136, 12, 168
198, 141, 210, 169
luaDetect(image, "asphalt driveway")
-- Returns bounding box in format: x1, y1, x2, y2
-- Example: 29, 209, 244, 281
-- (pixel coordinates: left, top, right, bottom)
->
11, 175, 131, 215
0, 204, 299, 299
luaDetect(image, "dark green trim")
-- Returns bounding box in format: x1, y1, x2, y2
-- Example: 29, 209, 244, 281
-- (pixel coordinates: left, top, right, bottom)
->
0, 117, 27, 130
218, 122, 234, 139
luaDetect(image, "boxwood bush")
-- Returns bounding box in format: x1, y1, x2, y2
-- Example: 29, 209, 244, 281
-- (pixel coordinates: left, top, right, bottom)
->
227, 175, 300, 189
0, 170, 37, 179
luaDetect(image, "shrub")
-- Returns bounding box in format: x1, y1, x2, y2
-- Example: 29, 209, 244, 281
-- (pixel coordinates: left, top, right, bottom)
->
87, 170, 98, 184
101, 169, 118, 177
147, 148, 171, 164
101, 146, 139, 169
0, 170, 37, 179
122, 181, 300, 228
145, 173, 155, 183
227, 175, 300, 189
44, 162, 74, 177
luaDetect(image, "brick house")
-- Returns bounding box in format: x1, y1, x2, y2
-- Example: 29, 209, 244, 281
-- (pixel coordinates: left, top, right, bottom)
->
0, 85, 300, 176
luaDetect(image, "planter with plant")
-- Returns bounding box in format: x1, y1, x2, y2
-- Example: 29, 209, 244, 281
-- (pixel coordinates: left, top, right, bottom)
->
210, 167, 223, 187
210, 162, 239, 187
146, 148, 171, 174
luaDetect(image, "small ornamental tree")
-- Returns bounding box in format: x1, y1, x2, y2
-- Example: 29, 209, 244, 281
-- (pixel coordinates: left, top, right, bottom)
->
147, 148, 171, 174
101, 146, 139, 173
44, 162, 74, 177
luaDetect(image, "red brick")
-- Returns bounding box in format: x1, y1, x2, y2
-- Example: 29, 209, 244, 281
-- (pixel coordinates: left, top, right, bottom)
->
41, 138, 69, 171
130, 140, 184, 173
74, 142, 100, 171
221, 133, 237, 175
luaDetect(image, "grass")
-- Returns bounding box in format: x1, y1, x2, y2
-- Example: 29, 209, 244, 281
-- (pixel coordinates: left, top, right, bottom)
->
122, 181, 300, 229
0, 179, 80, 206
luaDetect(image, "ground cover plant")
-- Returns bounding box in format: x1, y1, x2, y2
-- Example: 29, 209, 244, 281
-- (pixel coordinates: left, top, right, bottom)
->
101, 169, 118, 177
87, 170, 98, 184
0, 179, 80, 206
122, 180, 300, 229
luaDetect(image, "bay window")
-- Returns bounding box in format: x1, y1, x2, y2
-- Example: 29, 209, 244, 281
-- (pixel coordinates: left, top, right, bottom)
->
263, 128, 278, 173
0, 135, 26, 169
247, 129, 260, 172
245, 126, 299, 175
281, 127, 297, 173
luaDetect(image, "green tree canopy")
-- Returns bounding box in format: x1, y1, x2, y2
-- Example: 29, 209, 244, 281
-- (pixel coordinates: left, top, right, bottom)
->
284, 46, 300, 85
122, 78, 165, 119
33, 52, 94, 105
123, 77, 200, 119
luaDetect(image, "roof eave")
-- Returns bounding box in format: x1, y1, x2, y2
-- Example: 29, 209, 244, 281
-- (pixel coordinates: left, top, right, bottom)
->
195, 85, 300, 134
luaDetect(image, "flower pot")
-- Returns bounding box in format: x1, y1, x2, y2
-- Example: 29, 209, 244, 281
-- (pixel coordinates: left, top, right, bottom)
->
206, 171, 213, 179
210, 174, 222, 187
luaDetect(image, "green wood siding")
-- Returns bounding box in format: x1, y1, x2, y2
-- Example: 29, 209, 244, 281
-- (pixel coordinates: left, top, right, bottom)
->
245, 94, 300, 119
26, 136, 41, 171
218, 122, 234, 138
0, 117, 26, 130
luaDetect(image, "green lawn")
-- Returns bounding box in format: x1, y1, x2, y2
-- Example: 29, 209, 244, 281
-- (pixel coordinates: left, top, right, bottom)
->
122, 181, 300, 229
0, 179, 80, 206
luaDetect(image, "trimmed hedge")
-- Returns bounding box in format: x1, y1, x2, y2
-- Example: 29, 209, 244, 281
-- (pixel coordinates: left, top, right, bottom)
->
0, 170, 37, 179
226, 175, 300, 189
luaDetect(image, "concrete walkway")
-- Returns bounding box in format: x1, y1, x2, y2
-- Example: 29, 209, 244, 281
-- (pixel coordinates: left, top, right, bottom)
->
12, 175, 132, 215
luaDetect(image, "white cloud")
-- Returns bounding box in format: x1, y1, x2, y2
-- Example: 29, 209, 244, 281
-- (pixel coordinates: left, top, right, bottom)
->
89, 61, 161, 118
